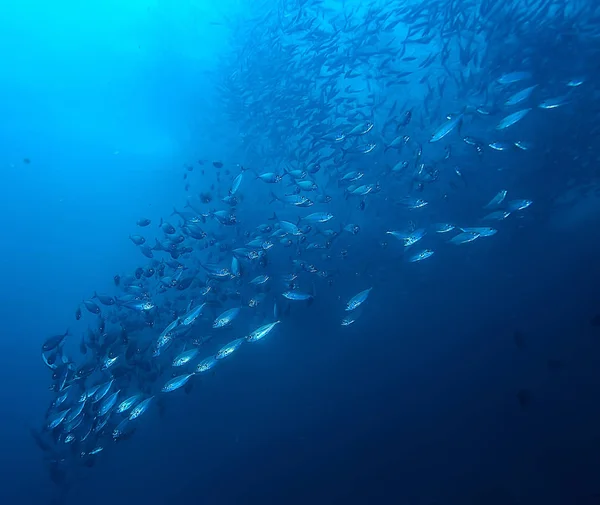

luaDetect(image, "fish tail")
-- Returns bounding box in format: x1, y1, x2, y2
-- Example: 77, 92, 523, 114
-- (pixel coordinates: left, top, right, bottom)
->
268, 192, 278, 204
171, 207, 179, 217
268, 212, 278, 222
159, 217, 163, 228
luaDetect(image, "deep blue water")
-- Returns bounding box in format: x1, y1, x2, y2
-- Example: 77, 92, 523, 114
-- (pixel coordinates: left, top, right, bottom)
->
1, 1, 600, 504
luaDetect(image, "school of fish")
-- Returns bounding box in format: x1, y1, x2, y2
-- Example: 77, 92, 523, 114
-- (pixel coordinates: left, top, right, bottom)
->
33, 0, 600, 494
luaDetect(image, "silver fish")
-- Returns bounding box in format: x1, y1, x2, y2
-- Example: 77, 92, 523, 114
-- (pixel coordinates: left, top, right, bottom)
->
430, 113, 463, 142
484, 190, 507, 209
496, 108, 531, 130
215, 338, 245, 360
172, 348, 199, 367
505, 85, 537, 106
346, 288, 373, 312
449, 232, 481, 245
129, 396, 154, 420
161, 374, 194, 393
213, 307, 241, 328
246, 321, 281, 342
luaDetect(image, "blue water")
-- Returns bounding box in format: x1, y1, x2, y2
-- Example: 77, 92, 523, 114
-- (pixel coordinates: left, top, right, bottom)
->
2, 1, 600, 504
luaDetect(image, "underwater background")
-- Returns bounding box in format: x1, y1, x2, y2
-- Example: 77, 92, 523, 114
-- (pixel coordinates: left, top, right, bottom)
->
1, 1, 600, 504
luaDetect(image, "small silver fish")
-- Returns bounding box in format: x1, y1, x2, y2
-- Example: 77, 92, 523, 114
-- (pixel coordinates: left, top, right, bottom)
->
173, 348, 199, 367
129, 396, 154, 420
246, 321, 281, 342
213, 307, 241, 328
116, 394, 142, 414
196, 356, 218, 373
496, 108, 531, 130
346, 288, 373, 312
484, 190, 507, 209
215, 338, 245, 360
161, 374, 194, 393
408, 249, 434, 262
449, 232, 481, 245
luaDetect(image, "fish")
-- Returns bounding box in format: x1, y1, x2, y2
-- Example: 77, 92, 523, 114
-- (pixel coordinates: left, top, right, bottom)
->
161, 374, 194, 393
282, 291, 313, 301
47, 409, 70, 430
230, 173, 243, 195
483, 210, 511, 221
129, 396, 154, 420
83, 300, 101, 314
246, 321, 281, 342
430, 113, 463, 142
497, 71, 532, 85
346, 288, 373, 312
449, 232, 481, 245
432, 223, 455, 233
408, 249, 434, 262
181, 303, 206, 326
496, 108, 531, 130
250, 275, 270, 285
213, 308, 241, 328
459, 227, 497, 237
484, 190, 507, 209
98, 391, 120, 416
215, 338, 245, 360
488, 142, 513, 151
301, 212, 334, 223
504, 85, 538, 106
42, 330, 70, 353
396, 197, 428, 209
538, 96, 570, 109
173, 348, 199, 367
116, 394, 143, 414
196, 356, 218, 373
505, 199, 533, 211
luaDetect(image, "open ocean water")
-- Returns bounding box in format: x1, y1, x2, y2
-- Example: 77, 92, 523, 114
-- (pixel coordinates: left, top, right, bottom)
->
1, 1, 600, 504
